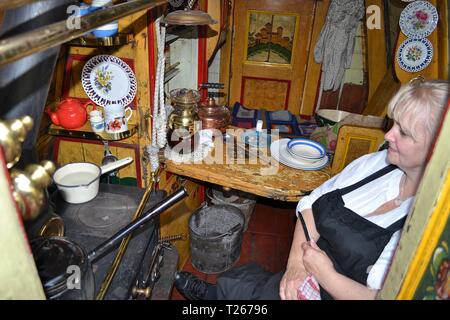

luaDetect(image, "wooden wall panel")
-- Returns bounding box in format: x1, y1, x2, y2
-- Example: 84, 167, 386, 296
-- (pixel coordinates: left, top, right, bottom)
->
241, 77, 290, 110
229, 0, 317, 115
159, 176, 202, 269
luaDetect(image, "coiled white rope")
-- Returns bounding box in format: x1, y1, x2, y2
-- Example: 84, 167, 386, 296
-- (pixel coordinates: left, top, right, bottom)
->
149, 16, 168, 173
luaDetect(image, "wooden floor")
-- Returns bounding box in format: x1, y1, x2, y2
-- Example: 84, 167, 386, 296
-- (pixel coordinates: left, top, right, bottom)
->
170, 198, 297, 300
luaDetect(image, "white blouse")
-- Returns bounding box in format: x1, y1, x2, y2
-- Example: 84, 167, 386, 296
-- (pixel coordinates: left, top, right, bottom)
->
296, 150, 413, 290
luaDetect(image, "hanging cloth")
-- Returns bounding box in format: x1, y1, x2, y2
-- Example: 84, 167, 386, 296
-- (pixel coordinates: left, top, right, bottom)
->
314, 0, 365, 91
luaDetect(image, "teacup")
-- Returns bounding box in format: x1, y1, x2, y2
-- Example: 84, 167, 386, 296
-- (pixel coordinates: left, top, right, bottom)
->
90, 116, 105, 133
104, 104, 133, 133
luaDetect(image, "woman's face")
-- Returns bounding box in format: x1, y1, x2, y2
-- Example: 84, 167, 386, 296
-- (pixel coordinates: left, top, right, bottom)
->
384, 113, 431, 172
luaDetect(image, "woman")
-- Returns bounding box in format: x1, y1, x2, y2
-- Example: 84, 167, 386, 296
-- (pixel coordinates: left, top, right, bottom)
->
175, 79, 449, 300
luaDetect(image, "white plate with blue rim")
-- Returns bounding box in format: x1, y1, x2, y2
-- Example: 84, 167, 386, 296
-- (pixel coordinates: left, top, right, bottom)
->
270, 139, 329, 170
287, 138, 326, 161
396, 38, 433, 73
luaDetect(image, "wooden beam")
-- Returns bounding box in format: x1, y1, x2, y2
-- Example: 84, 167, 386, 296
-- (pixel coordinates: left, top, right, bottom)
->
300, 0, 330, 116
436, 0, 448, 80
363, 66, 400, 117
365, 0, 388, 102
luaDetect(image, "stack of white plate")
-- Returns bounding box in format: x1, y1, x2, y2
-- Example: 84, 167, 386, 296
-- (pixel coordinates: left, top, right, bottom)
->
270, 138, 328, 170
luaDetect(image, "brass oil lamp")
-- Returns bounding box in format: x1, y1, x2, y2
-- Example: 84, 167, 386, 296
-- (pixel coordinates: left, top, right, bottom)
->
167, 88, 201, 149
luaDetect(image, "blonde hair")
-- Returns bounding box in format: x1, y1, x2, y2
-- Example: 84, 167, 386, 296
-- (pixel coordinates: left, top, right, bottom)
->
387, 79, 449, 140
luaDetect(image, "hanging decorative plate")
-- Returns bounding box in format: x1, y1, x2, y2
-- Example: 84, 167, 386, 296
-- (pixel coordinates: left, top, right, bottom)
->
399, 1, 438, 39
396, 38, 433, 73
81, 55, 137, 108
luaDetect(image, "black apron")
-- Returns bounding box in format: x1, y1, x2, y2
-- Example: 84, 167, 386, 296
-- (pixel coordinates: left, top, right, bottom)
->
312, 164, 407, 299
216, 165, 406, 300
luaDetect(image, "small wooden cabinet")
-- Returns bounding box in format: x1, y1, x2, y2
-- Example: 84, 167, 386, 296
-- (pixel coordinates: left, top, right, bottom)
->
47, 9, 151, 187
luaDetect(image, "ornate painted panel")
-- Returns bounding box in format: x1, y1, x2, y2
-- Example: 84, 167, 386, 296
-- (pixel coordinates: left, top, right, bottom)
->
245, 11, 298, 65
413, 220, 449, 300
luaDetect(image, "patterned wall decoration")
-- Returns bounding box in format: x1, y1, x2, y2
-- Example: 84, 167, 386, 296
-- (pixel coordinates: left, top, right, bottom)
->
245, 11, 298, 65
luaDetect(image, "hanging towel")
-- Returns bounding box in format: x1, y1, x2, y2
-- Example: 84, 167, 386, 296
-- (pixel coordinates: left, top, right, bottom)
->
314, 0, 365, 91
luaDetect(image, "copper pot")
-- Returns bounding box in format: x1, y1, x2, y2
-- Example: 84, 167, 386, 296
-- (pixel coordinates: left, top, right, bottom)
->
197, 97, 231, 133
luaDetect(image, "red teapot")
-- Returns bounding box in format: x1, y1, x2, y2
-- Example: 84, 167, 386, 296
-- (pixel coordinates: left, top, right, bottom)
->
45, 98, 93, 129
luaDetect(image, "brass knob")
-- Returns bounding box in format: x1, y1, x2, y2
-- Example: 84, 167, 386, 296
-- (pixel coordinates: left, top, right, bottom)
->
25, 161, 56, 188
10, 170, 45, 220
0, 115, 34, 168
10, 160, 56, 220
132, 286, 151, 299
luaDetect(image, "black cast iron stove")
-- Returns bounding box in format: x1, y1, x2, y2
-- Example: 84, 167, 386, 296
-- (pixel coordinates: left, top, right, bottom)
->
36, 183, 178, 300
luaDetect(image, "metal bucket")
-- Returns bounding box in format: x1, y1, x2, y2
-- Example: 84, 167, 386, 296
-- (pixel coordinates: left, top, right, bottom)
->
189, 204, 245, 274
206, 188, 256, 232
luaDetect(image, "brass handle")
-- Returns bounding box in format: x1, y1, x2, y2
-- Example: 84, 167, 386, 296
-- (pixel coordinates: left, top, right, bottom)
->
132, 286, 151, 299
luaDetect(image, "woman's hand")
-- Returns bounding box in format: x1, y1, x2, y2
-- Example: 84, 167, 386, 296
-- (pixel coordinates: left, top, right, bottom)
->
302, 240, 335, 278
279, 266, 308, 300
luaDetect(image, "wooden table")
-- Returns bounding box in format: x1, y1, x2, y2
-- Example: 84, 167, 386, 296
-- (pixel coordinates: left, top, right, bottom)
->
164, 129, 331, 202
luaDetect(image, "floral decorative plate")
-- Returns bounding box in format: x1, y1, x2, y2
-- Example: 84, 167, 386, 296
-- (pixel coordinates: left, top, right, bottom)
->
399, 1, 438, 39
81, 55, 137, 108
397, 38, 433, 73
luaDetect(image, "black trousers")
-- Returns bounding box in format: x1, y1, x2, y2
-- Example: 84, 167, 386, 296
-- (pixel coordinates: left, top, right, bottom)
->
216, 263, 283, 300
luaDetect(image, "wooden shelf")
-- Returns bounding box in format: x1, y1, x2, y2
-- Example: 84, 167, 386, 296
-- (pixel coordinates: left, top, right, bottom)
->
164, 127, 331, 202
68, 33, 134, 47
48, 123, 137, 141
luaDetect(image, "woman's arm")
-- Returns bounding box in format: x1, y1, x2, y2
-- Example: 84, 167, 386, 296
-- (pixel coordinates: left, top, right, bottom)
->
279, 209, 320, 300
302, 241, 378, 300
319, 270, 379, 300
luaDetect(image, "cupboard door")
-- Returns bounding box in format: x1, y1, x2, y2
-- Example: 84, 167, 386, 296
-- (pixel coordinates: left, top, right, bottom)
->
229, 0, 316, 114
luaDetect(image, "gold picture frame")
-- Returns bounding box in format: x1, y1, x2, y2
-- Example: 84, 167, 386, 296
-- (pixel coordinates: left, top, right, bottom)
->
244, 10, 299, 66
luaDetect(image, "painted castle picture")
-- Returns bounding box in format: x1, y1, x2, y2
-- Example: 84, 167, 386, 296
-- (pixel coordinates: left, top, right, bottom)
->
246, 12, 297, 65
